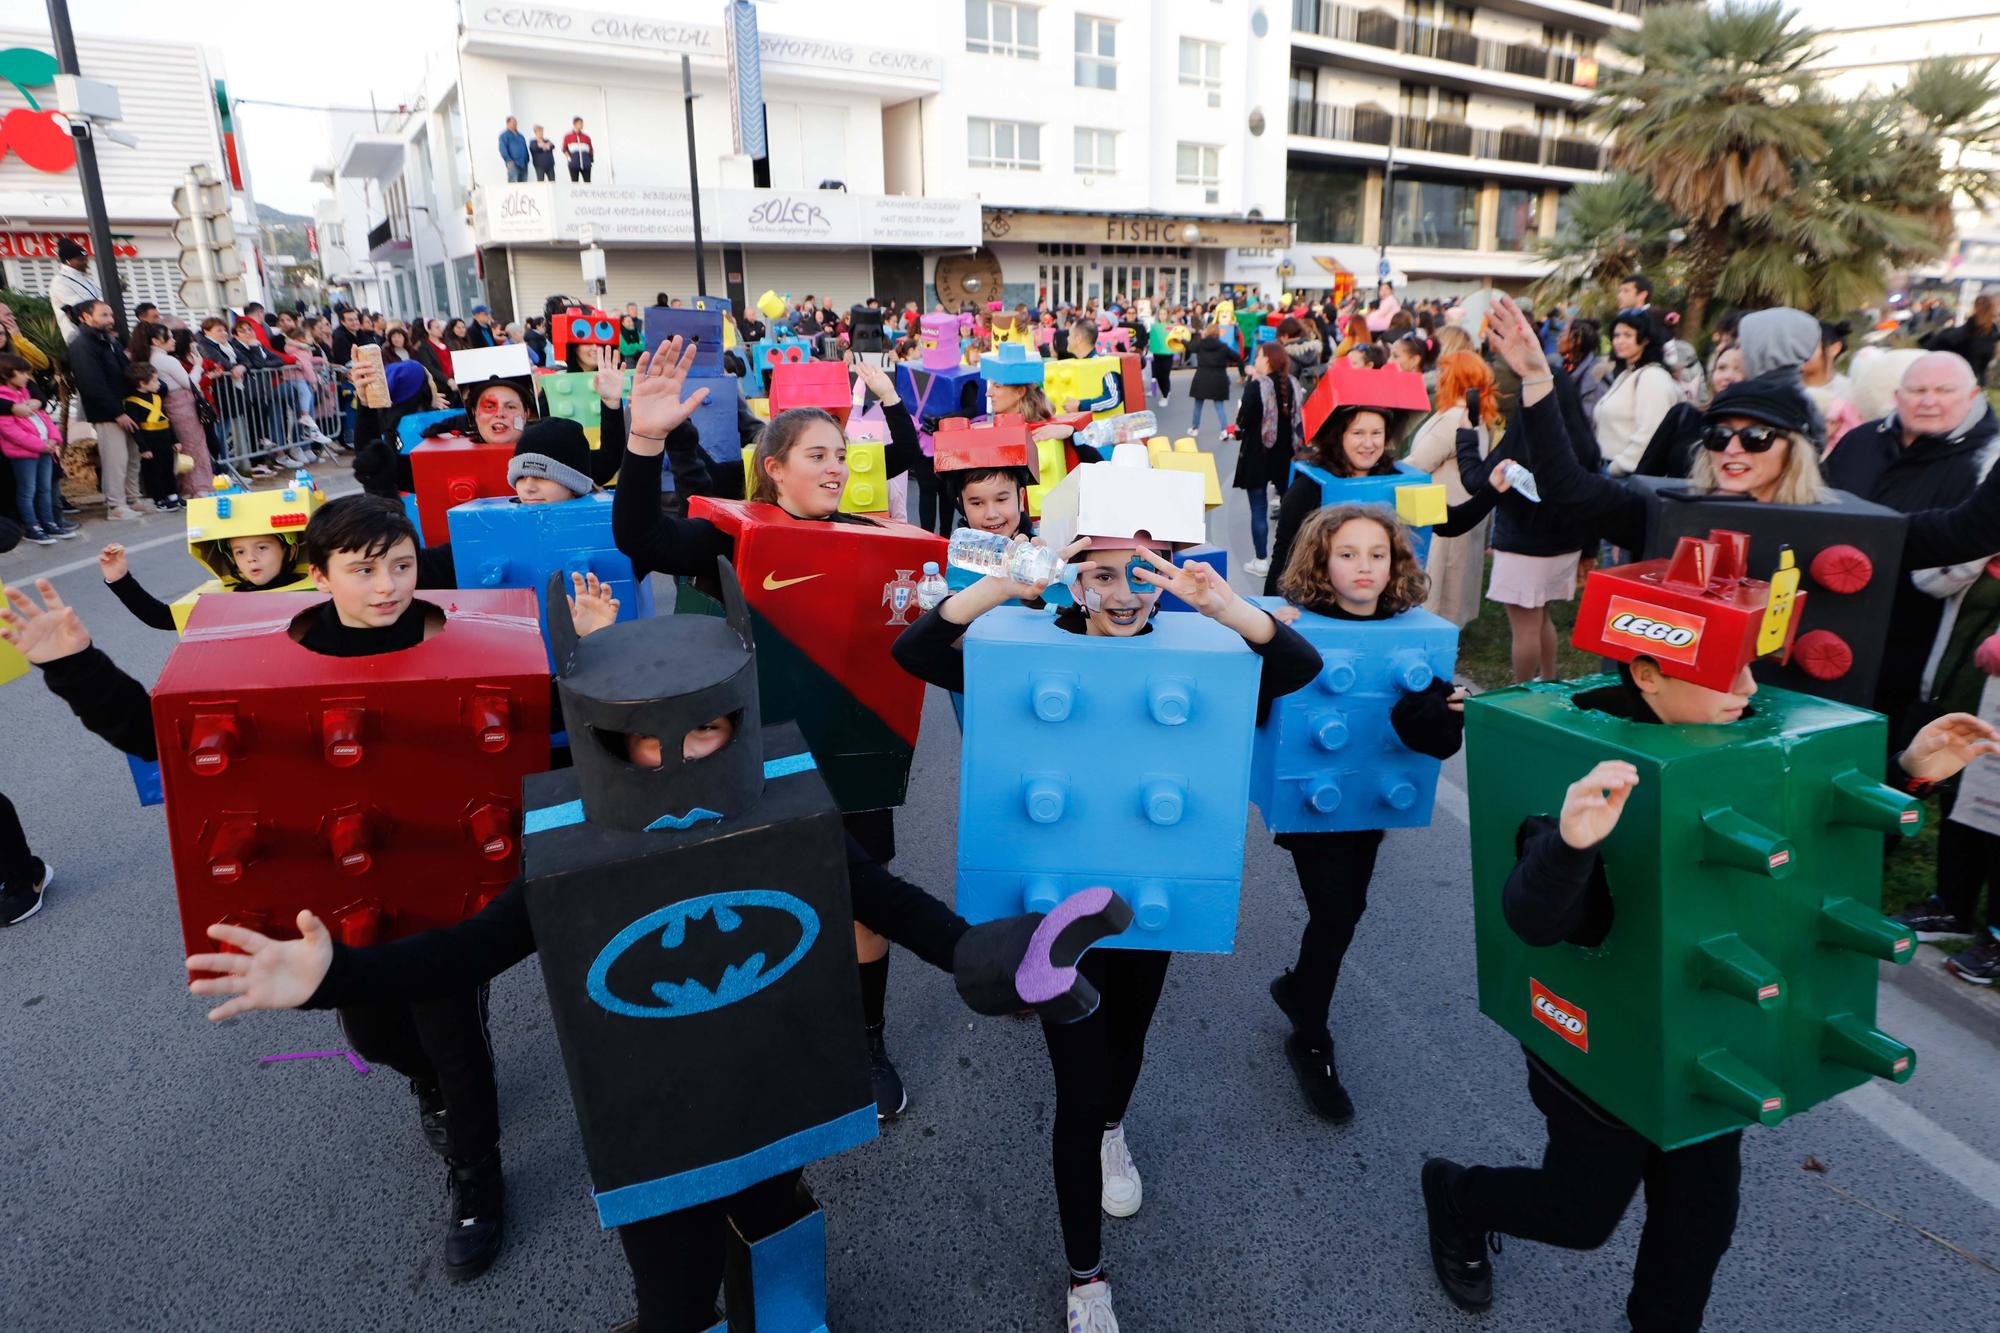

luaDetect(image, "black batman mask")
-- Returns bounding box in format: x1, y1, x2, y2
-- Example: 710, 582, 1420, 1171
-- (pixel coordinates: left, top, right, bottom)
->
548, 557, 764, 832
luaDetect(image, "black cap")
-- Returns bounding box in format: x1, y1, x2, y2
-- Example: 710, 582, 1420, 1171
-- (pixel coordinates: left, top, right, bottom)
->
547, 559, 765, 833
56, 238, 86, 263
1705, 372, 1814, 436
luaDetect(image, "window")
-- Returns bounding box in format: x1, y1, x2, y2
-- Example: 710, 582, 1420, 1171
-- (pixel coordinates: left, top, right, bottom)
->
1074, 127, 1117, 175
1388, 174, 1478, 249
1176, 142, 1220, 187
1179, 38, 1221, 89
968, 117, 1042, 170
967, 0, 1039, 59
1496, 188, 1541, 252
1288, 163, 1367, 244
1075, 15, 1116, 89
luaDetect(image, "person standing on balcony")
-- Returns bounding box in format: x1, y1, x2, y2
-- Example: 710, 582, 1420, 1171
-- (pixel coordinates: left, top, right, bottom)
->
563, 118, 594, 183
528, 125, 557, 182
498, 117, 529, 183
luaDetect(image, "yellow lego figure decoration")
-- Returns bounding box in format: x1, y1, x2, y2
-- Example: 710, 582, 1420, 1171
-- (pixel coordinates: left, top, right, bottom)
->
1043, 356, 1128, 418
1024, 435, 1072, 519
171, 474, 325, 630
0, 577, 27, 687
1394, 482, 1450, 529
1145, 436, 1223, 508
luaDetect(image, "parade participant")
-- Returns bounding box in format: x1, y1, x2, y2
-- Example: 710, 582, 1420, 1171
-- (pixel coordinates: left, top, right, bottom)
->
1, 498, 520, 1283
894, 523, 1321, 1333
509, 416, 606, 504
1261, 505, 1467, 1120
613, 339, 934, 1120
1486, 292, 2000, 696
173, 560, 1124, 1333
1425, 537, 2000, 1330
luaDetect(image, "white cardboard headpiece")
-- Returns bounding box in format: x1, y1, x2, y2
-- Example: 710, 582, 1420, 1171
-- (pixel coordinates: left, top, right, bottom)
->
451, 343, 536, 384
1036, 452, 1206, 552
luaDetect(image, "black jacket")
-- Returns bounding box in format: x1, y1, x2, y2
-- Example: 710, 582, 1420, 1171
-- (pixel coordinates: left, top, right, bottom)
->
1188, 335, 1238, 402
1231, 374, 1299, 491
329, 325, 377, 366
1456, 367, 1600, 557
1922, 320, 1999, 386
66, 327, 129, 423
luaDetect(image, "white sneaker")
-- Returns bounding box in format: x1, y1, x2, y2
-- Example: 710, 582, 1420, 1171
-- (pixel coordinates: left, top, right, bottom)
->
1267, 496, 1282, 519
1066, 1279, 1119, 1333
1100, 1125, 1142, 1217
1244, 557, 1271, 578
107, 505, 142, 521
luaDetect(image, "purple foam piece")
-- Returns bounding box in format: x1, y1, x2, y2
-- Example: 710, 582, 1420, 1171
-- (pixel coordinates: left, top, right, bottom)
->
1016, 887, 1116, 1005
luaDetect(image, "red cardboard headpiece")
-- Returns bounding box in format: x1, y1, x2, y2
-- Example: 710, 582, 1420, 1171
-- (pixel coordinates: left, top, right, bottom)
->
1302, 362, 1432, 443
552, 305, 618, 366
931, 413, 1038, 479
1571, 529, 1805, 692
767, 360, 853, 427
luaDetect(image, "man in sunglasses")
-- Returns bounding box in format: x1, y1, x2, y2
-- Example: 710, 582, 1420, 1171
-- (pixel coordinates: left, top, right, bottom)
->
1823, 350, 1996, 732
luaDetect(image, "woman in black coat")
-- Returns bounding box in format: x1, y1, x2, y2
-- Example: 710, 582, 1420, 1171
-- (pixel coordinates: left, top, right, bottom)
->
1189, 324, 1238, 442
1232, 340, 1302, 578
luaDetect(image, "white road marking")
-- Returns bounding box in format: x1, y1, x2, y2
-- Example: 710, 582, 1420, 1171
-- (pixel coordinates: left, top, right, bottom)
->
1436, 775, 1469, 825
1839, 1081, 2000, 1212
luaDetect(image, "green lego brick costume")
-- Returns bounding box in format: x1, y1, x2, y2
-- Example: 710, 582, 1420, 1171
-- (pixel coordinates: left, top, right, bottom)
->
1467, 676, 1919, 1151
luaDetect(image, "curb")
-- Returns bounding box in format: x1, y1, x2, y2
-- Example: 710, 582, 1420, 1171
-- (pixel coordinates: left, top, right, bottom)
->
1882, 942, 2000, 1034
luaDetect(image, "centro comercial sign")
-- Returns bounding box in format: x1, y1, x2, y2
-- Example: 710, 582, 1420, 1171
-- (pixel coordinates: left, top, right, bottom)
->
465, 4, 940, 80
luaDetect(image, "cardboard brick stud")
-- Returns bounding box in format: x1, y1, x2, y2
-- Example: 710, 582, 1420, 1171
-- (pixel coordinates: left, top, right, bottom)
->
1467, 677, 1917, 1149
1249, 597, 1458, 833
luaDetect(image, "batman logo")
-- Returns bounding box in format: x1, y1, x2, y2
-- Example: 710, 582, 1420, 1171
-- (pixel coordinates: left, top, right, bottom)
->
586, 890, 820, 1019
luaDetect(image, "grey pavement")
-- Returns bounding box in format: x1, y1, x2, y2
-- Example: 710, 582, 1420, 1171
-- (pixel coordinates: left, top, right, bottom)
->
3, 376, 1998, 1331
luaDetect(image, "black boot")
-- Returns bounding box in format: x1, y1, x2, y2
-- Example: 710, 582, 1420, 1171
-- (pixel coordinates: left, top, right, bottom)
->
1283, 1033, 1355, 1124
865, 1023, 906, 1121
411, 1078, 448, 1157
444, 1149, 505, 1282
1421, 1158, 1493, 1311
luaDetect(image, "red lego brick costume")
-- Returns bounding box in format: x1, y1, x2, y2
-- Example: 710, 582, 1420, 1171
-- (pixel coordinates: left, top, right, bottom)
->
551, 305, 619, 368
154, 590, 550, 960
685, 498, 944, 812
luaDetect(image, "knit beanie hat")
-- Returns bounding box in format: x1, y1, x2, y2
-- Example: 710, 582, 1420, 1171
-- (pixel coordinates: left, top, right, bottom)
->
384, 359, 429, 406
508, 417, 596, 497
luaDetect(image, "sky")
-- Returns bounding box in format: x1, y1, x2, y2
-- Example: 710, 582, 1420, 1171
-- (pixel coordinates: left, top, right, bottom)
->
0, 0, 452, 215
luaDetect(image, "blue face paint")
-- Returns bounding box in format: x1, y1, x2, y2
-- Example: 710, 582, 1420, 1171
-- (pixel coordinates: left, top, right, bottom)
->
586, 890, 821, 1019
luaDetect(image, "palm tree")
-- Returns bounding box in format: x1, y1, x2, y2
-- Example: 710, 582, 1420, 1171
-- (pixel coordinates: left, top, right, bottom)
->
1532, 172, 1673, 317
1587, 1, 1828, 333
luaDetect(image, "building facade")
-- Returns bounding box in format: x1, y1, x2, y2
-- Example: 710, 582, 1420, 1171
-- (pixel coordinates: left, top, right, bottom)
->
0, 25, 254, 321
1265, 0, 1643, 300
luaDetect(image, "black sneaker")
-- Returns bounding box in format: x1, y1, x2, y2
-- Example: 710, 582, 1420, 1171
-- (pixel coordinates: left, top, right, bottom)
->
1421, 1158, 1494, 1311
22, 526, 55, 545
0, 860, 53, 926
1946, 935, 2000, 986
1892, 897, 1978, 942
412, 1078, 449, 1156
865, 1022, 907, 1121
444, 1149, 505, 1282
1283, 1033, 1355, 1124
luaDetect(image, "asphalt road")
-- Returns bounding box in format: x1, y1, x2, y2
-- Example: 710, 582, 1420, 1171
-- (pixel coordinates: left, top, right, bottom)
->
3, 375, 1998, 1332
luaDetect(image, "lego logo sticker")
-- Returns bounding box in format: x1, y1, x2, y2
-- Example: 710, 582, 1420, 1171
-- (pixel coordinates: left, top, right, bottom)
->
1530, 979, 1588, 1052
1604, 596, 1705, 666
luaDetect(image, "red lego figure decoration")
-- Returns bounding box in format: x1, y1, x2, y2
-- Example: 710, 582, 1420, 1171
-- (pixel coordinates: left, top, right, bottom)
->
409, 437, 514, 546
1302, 361, 1432, 444
1116, 352, 1146, 413
767, 360, 854, 428
1572, 529, 1804, 692
686, 497, 945, 811
551, 304, 619, 368
931, 413, 1038, 476
153, 590, 551, 962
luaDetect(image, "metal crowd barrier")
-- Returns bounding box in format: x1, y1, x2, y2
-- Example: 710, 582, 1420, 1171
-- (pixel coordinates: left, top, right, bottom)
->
207, 362, 344, 479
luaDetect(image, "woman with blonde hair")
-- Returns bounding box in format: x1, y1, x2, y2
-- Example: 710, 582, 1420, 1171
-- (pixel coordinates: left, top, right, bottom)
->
1406, 351, 1502, 625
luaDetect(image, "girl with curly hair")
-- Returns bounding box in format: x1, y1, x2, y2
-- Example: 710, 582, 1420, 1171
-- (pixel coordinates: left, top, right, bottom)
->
1262, 499, 1498, 1123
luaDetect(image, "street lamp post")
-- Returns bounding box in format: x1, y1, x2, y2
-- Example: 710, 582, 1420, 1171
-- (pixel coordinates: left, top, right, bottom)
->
45, 0, 125, 332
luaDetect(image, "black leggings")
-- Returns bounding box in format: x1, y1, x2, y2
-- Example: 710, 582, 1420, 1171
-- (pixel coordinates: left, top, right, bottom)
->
1936, 791, 2000, 930
1040, 948, 1172, 1274
337, 987, 499, 1161
1276, 829, 1384, 1039
908, 452, 946, 535
617, 1169, 803, 1332
1457, 1059, 1742, 1333
1150, 352, 1173, 399
0, 791, 33, 887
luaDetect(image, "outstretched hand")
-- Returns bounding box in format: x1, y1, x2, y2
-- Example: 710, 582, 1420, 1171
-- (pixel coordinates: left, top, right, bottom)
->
0, 578, 92, 664
567, 570, 621, 637
592, 346, 626, 408
98, 543, 129, 583
1901, 712, 2000, 783
1131, 546, 1234, 617
185, 910, 334, 1021
1484, 294, 1553, 382
1558, 760, 1640, 850
625, 336, 711, 450
849, 353, 899, 405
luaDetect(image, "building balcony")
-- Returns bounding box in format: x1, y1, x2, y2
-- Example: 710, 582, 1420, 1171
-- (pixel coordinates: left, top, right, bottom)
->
1287, 99, 1605, 181
1476, 0, 1644, 36
1291, 1, 1608, 104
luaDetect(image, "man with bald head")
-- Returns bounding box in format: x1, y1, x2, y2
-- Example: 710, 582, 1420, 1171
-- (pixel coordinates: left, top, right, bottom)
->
1824, 349, 1998, 734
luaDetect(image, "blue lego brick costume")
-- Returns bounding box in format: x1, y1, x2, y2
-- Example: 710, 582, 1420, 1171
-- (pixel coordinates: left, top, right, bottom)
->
893, 364, 986, 429
744, 337, 815, 396
647, 306, 746, 470
955, 606, 1259, 953
1287, 460, 1436, 563
1247, 597, 1457, 834
446, 494, 654, 669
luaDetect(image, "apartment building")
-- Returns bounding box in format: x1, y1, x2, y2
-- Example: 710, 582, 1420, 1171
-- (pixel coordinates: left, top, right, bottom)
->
1273, 0, 1644, 299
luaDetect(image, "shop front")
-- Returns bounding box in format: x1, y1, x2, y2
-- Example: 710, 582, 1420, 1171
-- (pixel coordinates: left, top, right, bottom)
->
976, 209, 1293, 310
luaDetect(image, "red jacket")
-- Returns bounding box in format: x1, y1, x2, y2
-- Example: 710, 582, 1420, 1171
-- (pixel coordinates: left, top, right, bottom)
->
562, 130, 593, 167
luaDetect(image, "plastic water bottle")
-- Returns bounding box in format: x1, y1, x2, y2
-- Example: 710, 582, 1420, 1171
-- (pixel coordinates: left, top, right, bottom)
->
1501, 460, 1541, 503
1076, 410, 1159, 452
916, 561, 949, 611
948, 528, 1067, 586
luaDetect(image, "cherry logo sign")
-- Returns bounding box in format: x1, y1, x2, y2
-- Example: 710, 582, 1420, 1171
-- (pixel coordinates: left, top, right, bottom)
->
0, 48, 76, 173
